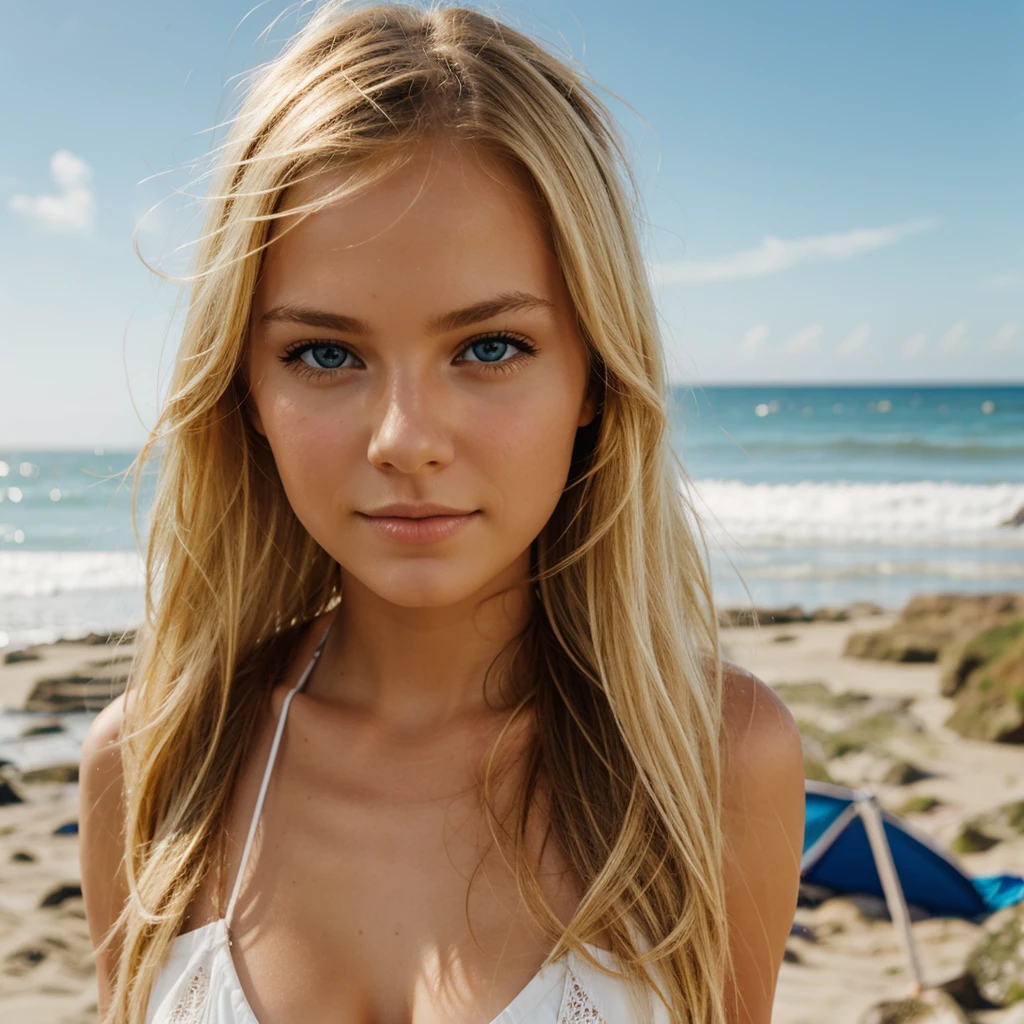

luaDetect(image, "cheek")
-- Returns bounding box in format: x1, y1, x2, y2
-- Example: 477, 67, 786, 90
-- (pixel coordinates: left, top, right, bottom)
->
257, 392, 357, 523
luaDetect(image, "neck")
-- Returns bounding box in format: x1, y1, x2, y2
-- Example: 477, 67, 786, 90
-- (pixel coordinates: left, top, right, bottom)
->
308, 561, 535, 735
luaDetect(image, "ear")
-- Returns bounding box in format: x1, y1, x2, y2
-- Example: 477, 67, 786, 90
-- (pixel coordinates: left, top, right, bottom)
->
577, 386, 600, 428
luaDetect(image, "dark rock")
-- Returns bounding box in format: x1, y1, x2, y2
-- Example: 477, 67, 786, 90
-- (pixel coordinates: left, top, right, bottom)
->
846, 593, 1024, 665
946, 621, 1024, 744
957, 800, 1024, 847
1002, 505, 1024, 528
39, 884, 83, 908
3, 648, 41, 664
21, 764, 79, 785
965, 904, 1024, 1007
718, 605, 811, 627
782, 945, 801, 963
0, 780, 24, 805
24, 672, 127, 713
952, 824, 1001, 854
882, 759, 931, 786
897, 795, 941, 815
938, 971, 1001, 1011
55, 629, 136, 646
859, 991, 969, 1023
20, 722, 64, 737
11, 850, 36, 863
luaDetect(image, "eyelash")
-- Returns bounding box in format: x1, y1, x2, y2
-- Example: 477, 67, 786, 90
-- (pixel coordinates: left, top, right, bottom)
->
279, 331, 539, 378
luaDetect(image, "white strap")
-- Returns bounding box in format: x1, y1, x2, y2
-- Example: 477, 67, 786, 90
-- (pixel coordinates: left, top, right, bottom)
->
224, 624, 331, 930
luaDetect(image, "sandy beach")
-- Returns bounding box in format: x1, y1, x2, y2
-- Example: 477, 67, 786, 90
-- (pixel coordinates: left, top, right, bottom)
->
1, 608, 1021, 1023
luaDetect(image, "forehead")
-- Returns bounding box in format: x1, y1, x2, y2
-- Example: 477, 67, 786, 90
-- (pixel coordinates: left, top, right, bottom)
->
254, 143, 562, 315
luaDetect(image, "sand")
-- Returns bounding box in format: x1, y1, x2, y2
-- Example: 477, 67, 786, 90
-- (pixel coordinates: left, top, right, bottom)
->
0, 619, 1021, 1022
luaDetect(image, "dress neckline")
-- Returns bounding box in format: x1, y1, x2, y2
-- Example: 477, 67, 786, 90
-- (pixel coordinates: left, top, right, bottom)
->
164, 917, 612, 1023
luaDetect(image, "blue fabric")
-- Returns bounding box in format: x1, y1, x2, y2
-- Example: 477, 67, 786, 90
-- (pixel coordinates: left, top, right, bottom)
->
973, 874, 1024, 913
803, 788, 1024, 922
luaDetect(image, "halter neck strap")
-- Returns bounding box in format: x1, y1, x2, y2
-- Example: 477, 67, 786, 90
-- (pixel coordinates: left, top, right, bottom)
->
224, 621, 332, 931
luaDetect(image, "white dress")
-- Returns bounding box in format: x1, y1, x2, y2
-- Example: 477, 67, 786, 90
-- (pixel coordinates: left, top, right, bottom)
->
144, 630, 671, 1024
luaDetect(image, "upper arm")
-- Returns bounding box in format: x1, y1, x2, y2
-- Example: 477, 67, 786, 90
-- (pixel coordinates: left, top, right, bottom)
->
719, 662, 805, 1024
79, 692, 129, 1018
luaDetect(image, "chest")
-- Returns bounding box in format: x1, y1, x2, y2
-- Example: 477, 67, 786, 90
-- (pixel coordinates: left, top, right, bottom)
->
187, 707, 581, 1024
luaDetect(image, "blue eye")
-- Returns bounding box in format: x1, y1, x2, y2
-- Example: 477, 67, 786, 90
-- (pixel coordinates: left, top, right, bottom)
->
299, 344, 353, 370
464, 338, 512, 363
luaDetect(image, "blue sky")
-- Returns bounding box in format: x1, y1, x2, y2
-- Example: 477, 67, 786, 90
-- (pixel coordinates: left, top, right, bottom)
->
1, 0, 1021, 446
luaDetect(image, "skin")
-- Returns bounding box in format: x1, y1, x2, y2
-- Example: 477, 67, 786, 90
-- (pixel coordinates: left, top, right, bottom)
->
80, 141, 805, 1024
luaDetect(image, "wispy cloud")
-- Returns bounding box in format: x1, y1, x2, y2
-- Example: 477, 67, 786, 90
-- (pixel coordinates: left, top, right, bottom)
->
652, 217, 937, 285
939, 319, 970, 354
987, 322, 1018, 353
784, 323, 822, 356
835, 323, 871, 358
10, 150, 95, 233
740, 324, 768, 356
902, 332, 928, 358
981, 271, 1020, 291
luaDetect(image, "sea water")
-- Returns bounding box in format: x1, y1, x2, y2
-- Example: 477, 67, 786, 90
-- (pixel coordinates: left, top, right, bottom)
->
1, 385, 1022, 648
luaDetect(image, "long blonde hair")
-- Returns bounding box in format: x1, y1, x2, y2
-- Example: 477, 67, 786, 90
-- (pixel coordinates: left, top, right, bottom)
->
116, 4, 727, 1021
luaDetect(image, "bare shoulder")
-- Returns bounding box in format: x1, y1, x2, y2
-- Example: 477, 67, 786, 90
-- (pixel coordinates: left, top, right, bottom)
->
80, 691, 130, 1015
720, 660, 804, 804
718, 661, 805, 1024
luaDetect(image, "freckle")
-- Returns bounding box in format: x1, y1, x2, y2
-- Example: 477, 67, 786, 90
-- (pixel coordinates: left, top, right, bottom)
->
358, 929, 364, 935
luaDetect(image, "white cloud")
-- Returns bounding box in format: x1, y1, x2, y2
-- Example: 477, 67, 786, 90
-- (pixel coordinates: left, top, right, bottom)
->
835, 322, 871, 358
652, 217, 937, 285
902, 331, 927, 358
10, 150, 95, 233
784, 323, 822, 356
981, 271, 1019, 291
987, 322, 1018, 353
740, 324, 768, 356
939, 319, 970, 354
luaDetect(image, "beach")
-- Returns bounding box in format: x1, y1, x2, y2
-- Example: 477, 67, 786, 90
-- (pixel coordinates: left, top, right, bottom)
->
1, 600, 1022, 1023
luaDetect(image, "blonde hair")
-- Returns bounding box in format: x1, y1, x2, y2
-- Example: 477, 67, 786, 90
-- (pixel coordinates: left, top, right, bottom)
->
115, 4, 727, 1021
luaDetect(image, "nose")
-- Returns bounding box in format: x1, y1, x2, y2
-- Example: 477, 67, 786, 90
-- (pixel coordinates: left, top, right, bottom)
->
366, 372, 455, 474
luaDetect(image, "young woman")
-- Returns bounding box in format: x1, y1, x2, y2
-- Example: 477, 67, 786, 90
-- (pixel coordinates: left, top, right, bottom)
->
79, 4, 805, 1022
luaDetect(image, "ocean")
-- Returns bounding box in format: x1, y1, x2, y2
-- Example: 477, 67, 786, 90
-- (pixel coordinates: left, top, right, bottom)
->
2, 384, 1022, 649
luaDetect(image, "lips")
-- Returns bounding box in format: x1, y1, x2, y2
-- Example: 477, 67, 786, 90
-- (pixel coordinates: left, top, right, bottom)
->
356, 504, 480, 544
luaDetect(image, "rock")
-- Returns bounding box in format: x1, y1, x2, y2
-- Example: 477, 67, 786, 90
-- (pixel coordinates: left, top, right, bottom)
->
957, 800, 1024, 847
846, 593, 1024, 664
719, 605, 811, 627
938, 971, 1000, 1011
1002, 505, 1024, 528
0, 779, 24, 805
773, 681, 872, 710
941, 619, 1024, 698
24, 672, 127, 713
812, 602, 885, 622
20, 763, 79, 785
897, 795, 941, 815
952, 823, 1001, 854
859, 990, 970, 1023
55, 629, 136, 646
966, 905, 1024, 1007
946, 622, 1024, 744
11, 850, 36, 863
3, 648, 41, 664
883, 759, 931, 786
39, 883, 83, 908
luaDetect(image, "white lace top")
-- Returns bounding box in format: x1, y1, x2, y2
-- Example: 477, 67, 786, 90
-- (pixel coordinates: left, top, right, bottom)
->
144, 628, 671, 1024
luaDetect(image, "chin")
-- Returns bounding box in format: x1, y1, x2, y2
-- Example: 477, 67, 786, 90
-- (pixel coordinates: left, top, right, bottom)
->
349, 561, 499, 610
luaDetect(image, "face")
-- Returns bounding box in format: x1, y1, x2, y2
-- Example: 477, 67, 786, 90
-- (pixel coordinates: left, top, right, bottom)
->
246, 142, 596, 609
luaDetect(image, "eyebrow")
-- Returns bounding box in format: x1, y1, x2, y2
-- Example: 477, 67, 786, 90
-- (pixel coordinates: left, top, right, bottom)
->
258, 290, 557, 336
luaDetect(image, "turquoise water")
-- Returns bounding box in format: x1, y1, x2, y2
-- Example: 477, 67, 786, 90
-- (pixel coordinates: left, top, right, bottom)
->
2, 385, 1022, 646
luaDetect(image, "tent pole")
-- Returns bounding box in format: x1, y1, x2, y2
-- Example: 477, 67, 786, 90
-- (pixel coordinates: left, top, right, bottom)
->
856, 794, 925, 992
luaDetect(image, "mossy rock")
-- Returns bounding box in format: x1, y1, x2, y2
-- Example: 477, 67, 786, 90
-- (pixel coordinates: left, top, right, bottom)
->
897, 795, 941, 815
952, 824, 1001, 854
941, 619, 1024, 697
883, 759, 931, 786
859, 990, 969, 1023
773, 681, 871, 710
958, 800, 1024, 846
947, 624, 1024, 744
966, 905, 1024, 1006
803, 756, 834, 783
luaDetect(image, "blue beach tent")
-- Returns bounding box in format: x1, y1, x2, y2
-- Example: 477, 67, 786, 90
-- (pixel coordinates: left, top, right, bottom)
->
801, 780, 1024, 986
